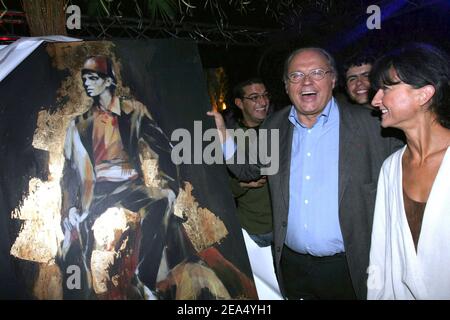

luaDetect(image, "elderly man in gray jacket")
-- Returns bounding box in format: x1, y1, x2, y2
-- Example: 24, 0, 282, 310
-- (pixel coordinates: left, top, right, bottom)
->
209, 47, 403, 300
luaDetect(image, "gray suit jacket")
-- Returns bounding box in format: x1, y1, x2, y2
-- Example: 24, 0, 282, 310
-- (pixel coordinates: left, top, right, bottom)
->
228, 98, 403, 299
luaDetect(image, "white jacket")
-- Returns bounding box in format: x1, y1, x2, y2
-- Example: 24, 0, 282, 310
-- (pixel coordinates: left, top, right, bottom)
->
368, 146, 450, 299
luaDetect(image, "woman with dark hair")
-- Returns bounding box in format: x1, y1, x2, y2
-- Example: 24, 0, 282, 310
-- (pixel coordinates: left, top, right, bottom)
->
367, 43, 450, 299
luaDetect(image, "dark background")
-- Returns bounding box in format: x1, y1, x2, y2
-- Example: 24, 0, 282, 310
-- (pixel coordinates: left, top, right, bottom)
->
2, 1, 450, 110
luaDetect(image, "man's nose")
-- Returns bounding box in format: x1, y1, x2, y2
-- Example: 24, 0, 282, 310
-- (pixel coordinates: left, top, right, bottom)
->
257, 95, 269, 104
303, 74, 313, 84
356, 75, 369, 84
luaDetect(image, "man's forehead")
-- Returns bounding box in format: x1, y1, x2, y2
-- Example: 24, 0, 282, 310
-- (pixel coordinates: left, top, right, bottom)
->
243, 83, 266, 93
290, 50, 330, 68
82, 71, 100, 77
346, 63, 372, 75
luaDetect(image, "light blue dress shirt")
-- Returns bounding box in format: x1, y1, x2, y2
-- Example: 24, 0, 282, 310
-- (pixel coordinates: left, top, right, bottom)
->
285, 98, 344, 256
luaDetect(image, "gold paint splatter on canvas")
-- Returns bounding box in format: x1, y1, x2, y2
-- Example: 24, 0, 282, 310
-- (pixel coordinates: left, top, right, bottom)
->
33, 109, 70, 154
139, 140, 165, 189
32, 263, 63, 300
91, 250, 116, 294
91, 207, 141, 295
10, 177, 64, 264
10, 108, 70, 298
174, 182, 228, 253
157, 262, 231, 300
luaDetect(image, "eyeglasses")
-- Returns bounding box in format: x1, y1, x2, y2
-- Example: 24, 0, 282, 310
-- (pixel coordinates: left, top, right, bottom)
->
287, 69, 333, 83
346, 72, 370, 83
241, 92, 270, 103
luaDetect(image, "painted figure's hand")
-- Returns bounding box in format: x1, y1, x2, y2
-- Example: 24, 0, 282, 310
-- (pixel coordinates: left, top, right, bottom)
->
61, 207, 88, 258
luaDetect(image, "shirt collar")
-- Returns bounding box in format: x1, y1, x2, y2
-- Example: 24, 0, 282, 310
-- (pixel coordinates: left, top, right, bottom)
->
288, 97, 336, 128
109, 96, 121, 115
97, 96, 121, 116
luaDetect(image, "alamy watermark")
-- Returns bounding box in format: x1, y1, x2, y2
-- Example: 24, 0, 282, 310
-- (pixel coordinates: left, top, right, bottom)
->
66, 5, 81, 30
170, 121, 280, 175
366, 5, 381, 30
66, 265, 81, 290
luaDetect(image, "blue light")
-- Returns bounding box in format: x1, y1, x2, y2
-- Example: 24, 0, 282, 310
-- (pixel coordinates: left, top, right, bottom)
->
327, 0, 409, 52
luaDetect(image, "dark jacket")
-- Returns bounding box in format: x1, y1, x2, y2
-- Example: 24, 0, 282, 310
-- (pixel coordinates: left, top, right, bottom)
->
228, 98, 403, 299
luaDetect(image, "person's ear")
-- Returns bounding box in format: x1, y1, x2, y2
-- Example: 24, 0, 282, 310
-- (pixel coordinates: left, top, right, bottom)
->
234, 97, 244, 111
331, 72, 337, 90
418, 85, 435, 106
105, 77, 113, 87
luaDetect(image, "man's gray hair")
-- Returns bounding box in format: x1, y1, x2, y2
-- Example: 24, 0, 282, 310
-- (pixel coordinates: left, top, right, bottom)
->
283, 47, 338, 83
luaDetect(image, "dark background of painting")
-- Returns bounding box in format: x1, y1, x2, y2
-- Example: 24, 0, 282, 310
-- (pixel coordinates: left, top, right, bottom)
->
0, 45, 61, 298
0, 39, 253, 299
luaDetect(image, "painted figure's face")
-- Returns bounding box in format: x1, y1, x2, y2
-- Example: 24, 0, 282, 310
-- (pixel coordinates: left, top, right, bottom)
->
82, 72, 111, 97
346, 63, 372, 105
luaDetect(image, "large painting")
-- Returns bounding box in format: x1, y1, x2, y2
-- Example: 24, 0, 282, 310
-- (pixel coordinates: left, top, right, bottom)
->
0, 40, 257, 300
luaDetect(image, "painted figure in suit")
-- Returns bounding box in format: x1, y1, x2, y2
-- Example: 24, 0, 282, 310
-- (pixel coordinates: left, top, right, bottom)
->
209, 47, 403, 299
60, 55, 257, 300
59, 55, 179, 299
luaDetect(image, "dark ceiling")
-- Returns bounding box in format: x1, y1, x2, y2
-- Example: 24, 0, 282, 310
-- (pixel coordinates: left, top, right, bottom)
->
2, 0, 450, 108
3, 1, 449, 48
